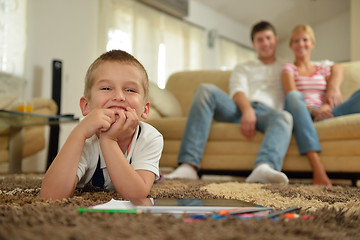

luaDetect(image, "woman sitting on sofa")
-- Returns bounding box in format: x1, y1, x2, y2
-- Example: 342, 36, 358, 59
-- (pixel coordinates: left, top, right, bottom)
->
281, 24, 360, 187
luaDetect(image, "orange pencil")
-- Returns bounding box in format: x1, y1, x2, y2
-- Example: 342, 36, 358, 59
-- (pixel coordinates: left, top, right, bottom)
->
218, 207, 273, 216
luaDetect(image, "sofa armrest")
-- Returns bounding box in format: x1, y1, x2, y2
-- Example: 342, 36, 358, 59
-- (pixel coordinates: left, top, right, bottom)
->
0, 97, 58, 163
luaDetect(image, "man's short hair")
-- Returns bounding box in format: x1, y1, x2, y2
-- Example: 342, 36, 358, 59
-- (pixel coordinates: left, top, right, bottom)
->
251, 21, 277, 42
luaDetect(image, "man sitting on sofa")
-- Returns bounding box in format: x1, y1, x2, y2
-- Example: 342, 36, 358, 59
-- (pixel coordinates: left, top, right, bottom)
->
165, 21, 342, 183
166, 21, 293, 183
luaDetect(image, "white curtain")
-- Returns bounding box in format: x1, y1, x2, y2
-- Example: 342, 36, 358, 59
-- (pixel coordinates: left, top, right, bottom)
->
217, 36, 256, 70
99, 0, 205, 88
0, 0, 27, 77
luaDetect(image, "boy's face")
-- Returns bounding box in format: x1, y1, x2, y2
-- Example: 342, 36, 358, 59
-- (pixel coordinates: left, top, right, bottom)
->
81, 61, 149, 119
252, 29, 278, 60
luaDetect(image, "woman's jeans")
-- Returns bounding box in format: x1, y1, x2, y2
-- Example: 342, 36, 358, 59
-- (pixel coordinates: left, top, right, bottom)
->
178, 84, 293, 171
285, 90, 360, 154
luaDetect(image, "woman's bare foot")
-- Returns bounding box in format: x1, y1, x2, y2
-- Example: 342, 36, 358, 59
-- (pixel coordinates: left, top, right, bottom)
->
313, 171, 332, 187
307, 152, 332, 187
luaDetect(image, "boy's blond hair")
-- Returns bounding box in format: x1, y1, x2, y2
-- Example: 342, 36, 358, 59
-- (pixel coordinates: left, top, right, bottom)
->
84, 50, 149, 100
289, 24, 316, 46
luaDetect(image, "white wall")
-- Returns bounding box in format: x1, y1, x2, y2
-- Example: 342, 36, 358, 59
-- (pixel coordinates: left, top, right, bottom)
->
189, 0, 350, 65
277, 11, 350, 62
24, 0, 350, 172
24, 0, 99, 172
186, 1, 251, 69
312, 11, 350, 62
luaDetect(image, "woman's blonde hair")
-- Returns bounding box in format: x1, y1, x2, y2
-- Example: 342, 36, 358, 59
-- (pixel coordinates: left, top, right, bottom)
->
289, 24, 316, 46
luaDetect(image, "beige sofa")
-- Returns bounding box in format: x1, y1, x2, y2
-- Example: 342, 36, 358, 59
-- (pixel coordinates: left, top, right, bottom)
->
146, 61, 360, 184
0, 97, 58, 171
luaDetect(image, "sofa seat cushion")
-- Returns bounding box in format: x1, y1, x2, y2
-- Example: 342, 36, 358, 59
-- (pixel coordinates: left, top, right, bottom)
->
0, 135, 8, 152
148, 117, 265, 141
149, 114, 360, 142
0, 149, 8, 163
314, 113, 360, 140
0, 126, 46, 163
0, 97, 57, 165
146, 118, 187, 139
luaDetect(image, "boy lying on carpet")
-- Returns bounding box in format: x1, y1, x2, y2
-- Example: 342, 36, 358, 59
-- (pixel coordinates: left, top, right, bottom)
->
40, 50, 163, 200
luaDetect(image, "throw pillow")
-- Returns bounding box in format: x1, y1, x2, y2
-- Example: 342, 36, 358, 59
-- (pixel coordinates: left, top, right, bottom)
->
148, 82, 183, 117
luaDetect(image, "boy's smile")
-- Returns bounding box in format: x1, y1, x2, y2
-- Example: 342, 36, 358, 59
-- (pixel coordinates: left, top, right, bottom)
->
82, 61, 150, 119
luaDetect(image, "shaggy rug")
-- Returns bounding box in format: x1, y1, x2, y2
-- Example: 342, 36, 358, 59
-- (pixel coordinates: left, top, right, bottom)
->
0, 174, 359, 240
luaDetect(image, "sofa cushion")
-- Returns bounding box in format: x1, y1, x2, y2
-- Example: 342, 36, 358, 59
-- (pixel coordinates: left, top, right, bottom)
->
0, 149, 8, 163
147, 117, 264, 141
340, 61, 360, 100
0, 135, 8, 151
0, 95, 17, 110
148, 107, 162, 119
166, 70, 232, 116
149, 82, 183, 117
314, 113, 360, 140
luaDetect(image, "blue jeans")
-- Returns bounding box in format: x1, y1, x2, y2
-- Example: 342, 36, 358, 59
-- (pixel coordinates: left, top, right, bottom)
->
178, 84, 293, 171
285, 90, 360, 154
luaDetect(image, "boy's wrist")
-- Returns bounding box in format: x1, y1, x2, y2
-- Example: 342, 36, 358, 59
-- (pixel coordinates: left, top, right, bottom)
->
71, 125, 90, 142
99, 134, 118, 143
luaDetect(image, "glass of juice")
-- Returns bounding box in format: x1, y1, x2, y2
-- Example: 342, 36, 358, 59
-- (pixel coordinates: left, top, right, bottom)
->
17, 99, 33, 113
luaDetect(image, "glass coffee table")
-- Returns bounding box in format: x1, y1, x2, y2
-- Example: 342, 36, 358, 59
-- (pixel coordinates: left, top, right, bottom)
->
0, 110, 79, 173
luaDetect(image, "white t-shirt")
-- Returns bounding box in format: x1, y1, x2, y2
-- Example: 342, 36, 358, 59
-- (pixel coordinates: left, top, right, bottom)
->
76, 121, 163, 190
229, 59, 286, 111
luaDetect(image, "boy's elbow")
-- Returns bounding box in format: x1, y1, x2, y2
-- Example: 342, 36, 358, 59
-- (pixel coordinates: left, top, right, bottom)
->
39, 190, 58, 200
39, 193, 57, 201
39, 182, 54, 200
39, 181, 76, 201
39, 189, 72, 201
121, 192, 149, 201
119, 188, 150, 200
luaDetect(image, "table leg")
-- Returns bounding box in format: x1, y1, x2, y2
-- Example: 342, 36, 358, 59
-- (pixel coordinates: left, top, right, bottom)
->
8, 127, 23, 174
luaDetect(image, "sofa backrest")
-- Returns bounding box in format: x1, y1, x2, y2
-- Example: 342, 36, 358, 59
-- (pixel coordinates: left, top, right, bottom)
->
166, 70, 231, 116
166, 61, 360, 117
340, 61, 360, 101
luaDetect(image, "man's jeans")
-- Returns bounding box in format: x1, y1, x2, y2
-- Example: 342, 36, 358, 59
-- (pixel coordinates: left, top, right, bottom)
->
285, 90, 360, 154
178, 84, 293, 171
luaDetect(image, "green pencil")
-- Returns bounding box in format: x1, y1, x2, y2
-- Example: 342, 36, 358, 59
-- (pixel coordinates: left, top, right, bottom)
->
78, 208, 142, 214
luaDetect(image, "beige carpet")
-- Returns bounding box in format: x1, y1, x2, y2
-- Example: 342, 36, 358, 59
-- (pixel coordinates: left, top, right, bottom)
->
1, 174, 359, 240
202, 182, 360, 214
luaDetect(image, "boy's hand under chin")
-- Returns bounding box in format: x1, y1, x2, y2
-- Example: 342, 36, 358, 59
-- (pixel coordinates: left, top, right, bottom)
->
78, 108, 119, 139
100, 106, 140, 144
